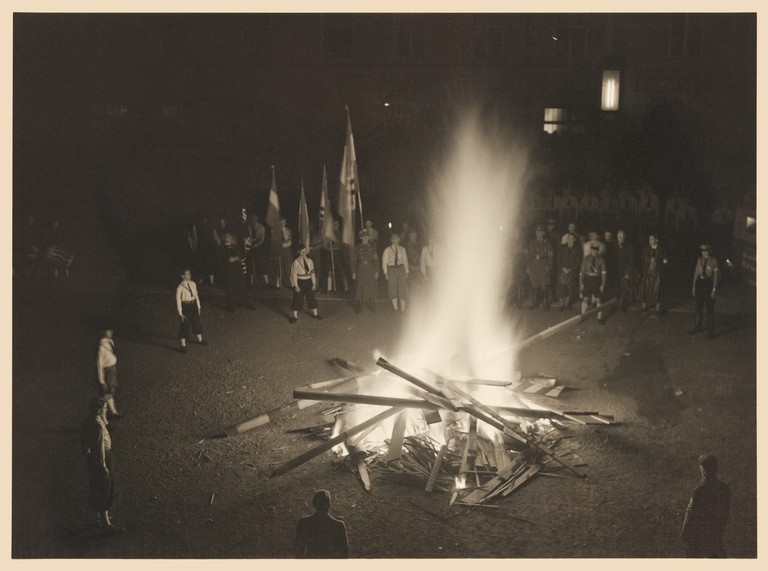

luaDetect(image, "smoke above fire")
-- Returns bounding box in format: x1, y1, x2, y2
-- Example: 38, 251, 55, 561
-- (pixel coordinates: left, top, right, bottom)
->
395, 113, 527, 382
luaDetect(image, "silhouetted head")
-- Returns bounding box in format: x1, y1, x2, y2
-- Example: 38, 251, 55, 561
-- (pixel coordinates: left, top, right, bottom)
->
312, 489, 331, 513
699, 455, 718, 480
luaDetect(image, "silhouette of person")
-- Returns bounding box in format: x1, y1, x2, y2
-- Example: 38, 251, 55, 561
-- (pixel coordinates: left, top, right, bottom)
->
680, 455, 731, 558
294, 490, 349, 558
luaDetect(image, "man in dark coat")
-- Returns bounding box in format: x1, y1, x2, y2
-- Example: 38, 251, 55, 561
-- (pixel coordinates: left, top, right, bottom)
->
613, 230, 638, 312
525, 225, 554, 309
639, 233, 668, 314
556, 232, 582, 311
680, 455, 730, 557
294, 490, 349, 558
352, 230, 379, 312
219, 230, 255, 312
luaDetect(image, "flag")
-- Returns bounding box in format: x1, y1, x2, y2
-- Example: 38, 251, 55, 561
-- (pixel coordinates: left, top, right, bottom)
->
320, 165, 335, 242
241, 208, 248, 223
338, 106, 362, 246
265, 166, 281, 251
298, 177, 310, 252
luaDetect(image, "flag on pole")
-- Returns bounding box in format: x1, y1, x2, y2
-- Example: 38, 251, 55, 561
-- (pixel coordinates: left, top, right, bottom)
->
265, 166, 282, 251
320, 165, 335, 242
241, 208, 248, 223
298, 177, 310, 252
338, 106, 361, 247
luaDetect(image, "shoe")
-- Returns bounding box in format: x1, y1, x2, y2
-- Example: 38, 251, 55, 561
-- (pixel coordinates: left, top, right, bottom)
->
312, 314, 322, 320
108, 412, 124, 421
105, 524, 125, 535
198, 339, 208, 346
688, 327, 701, 335
598, 318, 605, 325
288, 317, 297, 324
179, 346, 188, 353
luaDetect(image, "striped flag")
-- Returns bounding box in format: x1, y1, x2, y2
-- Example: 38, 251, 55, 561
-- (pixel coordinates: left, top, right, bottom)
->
298, 177, 310, 251
338, 106, 362, 246
265, 165, 282, 251
320, 165, 335, 242
241, 208, 248, 223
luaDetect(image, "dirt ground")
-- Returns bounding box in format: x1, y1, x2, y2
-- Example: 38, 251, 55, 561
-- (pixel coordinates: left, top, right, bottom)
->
12, 273, 756, 558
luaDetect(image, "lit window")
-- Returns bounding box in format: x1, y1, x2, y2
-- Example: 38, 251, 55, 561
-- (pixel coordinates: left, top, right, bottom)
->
601, 70, 620, 111
543, 108, 564, 134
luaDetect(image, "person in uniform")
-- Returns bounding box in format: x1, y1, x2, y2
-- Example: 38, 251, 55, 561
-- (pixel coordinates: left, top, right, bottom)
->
97, 328, 122, 420
613, 229, 638, 312
382, 233, 409, 312
404, 230, 421, 291
525, 225, 554, 310
176, 269, 207, 353
351, 230, 379, 313
219, 230, 255, 312
639, 233, 668, 315
545, 218, 560, 302
689, 244, 720, 339
81, 397, 122, 534
289, 244, 320, 323
680, 455, 730, 558
582, 230, 606, 257
556, 232, 582, 311
279, 217, 294, 288
244, 213, 268, 287
364, 219, 379, 250
579, 244, 608, 324
294, 490, 349, 559
420, 236, 440, 280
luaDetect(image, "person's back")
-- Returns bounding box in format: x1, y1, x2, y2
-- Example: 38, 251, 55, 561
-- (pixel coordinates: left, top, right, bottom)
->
295, 489, 349, 559
295, 512, 349, 559
681, 455, 731, 558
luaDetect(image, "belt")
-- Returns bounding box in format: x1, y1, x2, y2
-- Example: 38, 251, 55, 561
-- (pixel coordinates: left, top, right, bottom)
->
388, 264, 403, 268
182, 300, 197, 304
297, 276, 312, 281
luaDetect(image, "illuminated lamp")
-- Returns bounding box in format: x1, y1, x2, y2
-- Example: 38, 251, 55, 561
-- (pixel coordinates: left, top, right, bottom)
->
601, 70, 620, 111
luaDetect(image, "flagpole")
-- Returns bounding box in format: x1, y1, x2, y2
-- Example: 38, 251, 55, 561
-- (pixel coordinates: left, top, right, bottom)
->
330, 241, 336, 292
345, 106, 365, 233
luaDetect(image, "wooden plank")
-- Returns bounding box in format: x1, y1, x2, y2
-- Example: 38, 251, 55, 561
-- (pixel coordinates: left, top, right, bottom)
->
425, 445, 448, 493
501, 464, 542, 497
461, 464, 517, 505
376, 357, 459, 411
293, 389, 437, 409
387, 411, 407, 462
356, 460, 372, 491
269, 407, 402, 478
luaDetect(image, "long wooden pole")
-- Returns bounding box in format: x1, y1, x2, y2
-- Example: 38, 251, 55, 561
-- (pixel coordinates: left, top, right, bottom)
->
518, 299, 617, 351
270, 406, 402, 477
293, 389, 437, 410
376, 357, 458, 411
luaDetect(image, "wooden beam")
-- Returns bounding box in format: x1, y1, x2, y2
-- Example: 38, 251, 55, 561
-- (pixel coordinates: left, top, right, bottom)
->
425, 444, 448, 493
518, 299, 617, 351
293, 389, 437, 409
387, 411, 407, 462
376, 357, 459, 411
270, 407, 402, 478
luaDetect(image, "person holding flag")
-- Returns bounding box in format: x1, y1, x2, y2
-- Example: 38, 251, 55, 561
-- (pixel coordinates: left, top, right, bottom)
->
265, 166, 283, 288
338, 107, 363, 294
351, 229, 379, 313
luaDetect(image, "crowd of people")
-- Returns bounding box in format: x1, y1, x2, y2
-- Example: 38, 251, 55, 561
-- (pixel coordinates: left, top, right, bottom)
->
15, 211, 75, 278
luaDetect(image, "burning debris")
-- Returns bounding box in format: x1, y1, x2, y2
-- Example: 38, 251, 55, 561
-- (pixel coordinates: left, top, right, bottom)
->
257, 355, 615, 508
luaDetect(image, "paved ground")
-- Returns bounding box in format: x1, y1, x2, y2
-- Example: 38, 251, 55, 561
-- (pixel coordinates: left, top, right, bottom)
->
11, 273, 756, 558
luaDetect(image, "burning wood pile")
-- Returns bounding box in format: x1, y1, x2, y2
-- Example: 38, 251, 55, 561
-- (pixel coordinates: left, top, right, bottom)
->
228, 355, 616, 508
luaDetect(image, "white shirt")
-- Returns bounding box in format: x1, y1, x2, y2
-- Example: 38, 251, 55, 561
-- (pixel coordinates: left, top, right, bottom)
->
382, 245, 409, 275
176, 280, 201, 316
420, 244, 440, 276
291, 256, 316, 287
97, 338, 117, 383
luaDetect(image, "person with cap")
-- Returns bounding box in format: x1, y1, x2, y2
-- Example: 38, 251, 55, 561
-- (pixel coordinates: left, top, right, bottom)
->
81, 397, 123, 534
582, 230, 606, 257
689, 244, 720, 338
289, 243, 320, 323
294, 489, 349, 558
680, 455, 730, 557
579, 242, 608, 324
96, 328, 122, 420
279, 217, 294, 289
403, 230, 422, 291
382, 232, 409, 312
639, 233, 668, 315
351, 229, 379, 313
556, 232, 582, 311
525, 224, 554, 310
176, 268, 208, 353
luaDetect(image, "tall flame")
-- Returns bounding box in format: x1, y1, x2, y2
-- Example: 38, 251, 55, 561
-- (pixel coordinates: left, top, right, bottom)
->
396, 114, 527, 382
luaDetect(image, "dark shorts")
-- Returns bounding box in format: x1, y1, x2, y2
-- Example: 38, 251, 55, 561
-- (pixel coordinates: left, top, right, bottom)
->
291, 279, 318, 311
99, 366, 117, 396
386, 265, 408, 300
582, 274, 603, 300
178, 301, 203, 339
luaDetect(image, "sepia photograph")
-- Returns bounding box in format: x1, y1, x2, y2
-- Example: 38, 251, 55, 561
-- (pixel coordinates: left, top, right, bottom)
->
10, 6, 757, 559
